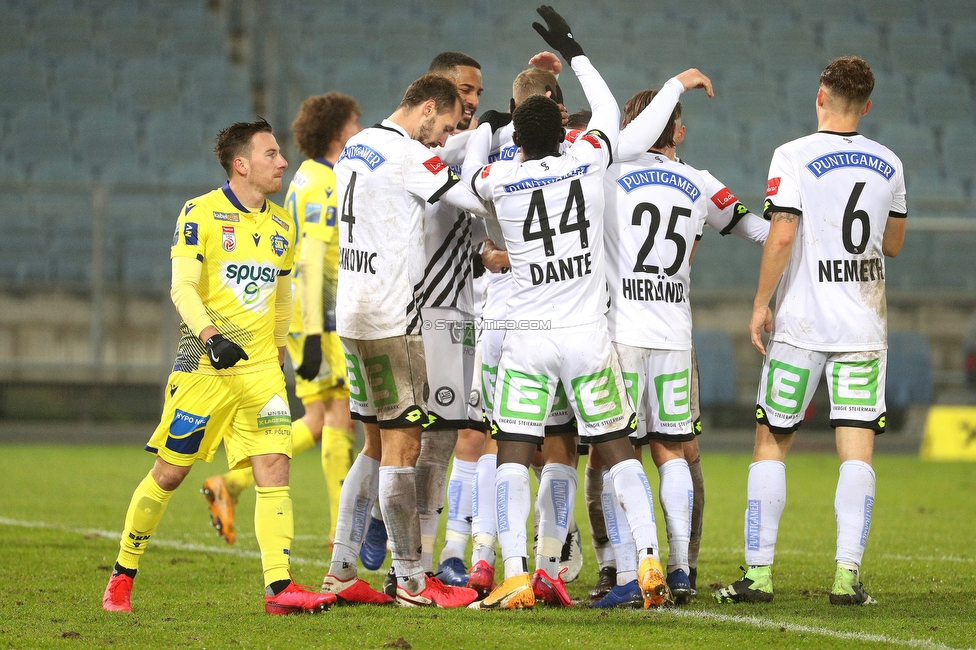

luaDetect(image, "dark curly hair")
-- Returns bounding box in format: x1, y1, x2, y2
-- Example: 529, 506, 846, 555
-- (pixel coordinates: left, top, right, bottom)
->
291, 92, 361, 159
820, 56, 874, 112
623, 89, 682, 150
512, 94, 563, 159
214, 117, 273, 176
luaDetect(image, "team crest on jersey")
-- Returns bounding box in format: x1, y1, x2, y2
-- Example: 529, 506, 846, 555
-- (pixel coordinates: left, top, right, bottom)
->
213, 211, 239, 222
221, 225, 236, 251
270, 233, 288, 257
183, 222, 198, 245
423, 156, 447, 174
272, 214, 290, 230
710, 187, 738, 209
305, 202, 322, 224
339, 144, 386, 170
766, 177, 781, 196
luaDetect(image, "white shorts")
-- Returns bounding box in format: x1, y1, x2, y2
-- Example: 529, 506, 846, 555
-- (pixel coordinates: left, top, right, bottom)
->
421, 306, 481, 430
614, 342, 695, 445
479, 324, 575, 435
341, 335, 429, 428
492, 328, 635, 443
757, 340, 887, 434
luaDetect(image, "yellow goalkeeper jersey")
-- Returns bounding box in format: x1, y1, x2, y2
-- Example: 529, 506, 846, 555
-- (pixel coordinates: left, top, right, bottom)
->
170, 181, 296, 375
285, 158, 340, 334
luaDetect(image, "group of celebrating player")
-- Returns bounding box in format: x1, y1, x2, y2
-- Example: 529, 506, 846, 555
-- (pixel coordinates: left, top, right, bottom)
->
101, 5, 907, 615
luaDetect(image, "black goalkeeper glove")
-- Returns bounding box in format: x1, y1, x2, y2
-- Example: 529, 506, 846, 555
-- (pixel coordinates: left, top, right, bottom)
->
205, 333, 248, 370
532, 5, 584, 62
479, 109, 512, 134
295, 334, 323, 381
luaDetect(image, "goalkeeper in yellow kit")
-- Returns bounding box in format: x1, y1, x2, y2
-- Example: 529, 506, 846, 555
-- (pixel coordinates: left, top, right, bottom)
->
202, 93, 363, 548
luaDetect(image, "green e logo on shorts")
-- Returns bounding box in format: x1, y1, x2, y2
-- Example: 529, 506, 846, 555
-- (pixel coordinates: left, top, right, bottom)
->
499, 370, 549, 421
481, 363, 498, 411
831, 360, 879, 406
552, 381, 569, 412
345, 353, 368, 402
766, 359, 810, 415
654, 370, 691, 422
364, 354, 399, 408
572, 368, 624, 424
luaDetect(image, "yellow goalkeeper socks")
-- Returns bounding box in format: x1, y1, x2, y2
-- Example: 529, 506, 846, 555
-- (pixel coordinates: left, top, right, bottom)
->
116, 473, 173, 571
322, 425, 355, 540
254, 486, 294, 587
291, 418, 317, 457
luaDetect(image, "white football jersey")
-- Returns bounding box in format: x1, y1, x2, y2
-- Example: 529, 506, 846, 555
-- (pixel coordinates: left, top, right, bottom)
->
765, 131, 907, 351
697, 168, 768, 245
422, 167, 479, 315
473, 129, 613, 330
335, 120, 460, 340
605, 152, 707, 349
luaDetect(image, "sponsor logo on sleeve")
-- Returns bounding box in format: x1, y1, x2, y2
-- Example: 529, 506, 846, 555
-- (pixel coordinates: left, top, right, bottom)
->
325, 205, 337, 227
565, 129, 583, 143
580, 133, 601, 148
270, 233, 288, 257
766, 177, 781, 197
271, 214, 290, 230
305, 203, 322, 224
221, 225, 236, 252
183, 222, 198, 246
710, 187, 738, 209
213, 211, 239, 222
423, 156, 448, 174
481, 164, 493, 179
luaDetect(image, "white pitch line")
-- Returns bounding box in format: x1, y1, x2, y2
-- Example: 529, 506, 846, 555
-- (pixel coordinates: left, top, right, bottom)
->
669, 609, 971, 650
701, 546, 976, 564
0, 516, 331, 567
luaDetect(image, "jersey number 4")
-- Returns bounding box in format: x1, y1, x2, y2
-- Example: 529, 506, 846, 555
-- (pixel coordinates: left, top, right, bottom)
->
631, 202, 692, 276
341, 171, 357, 243
522, 178, 589, 256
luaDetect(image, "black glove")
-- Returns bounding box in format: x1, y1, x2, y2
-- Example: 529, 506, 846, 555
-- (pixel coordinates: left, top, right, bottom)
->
205, 333, 248, 370
479, 109, 512, 134
532, 5, 584, 62
544, 83, 564, 107
295, 334, 323, 381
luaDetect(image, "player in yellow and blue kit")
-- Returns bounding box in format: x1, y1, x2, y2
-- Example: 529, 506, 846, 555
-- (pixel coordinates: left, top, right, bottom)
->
202, 94, 364, 552
101, 118, 336, 615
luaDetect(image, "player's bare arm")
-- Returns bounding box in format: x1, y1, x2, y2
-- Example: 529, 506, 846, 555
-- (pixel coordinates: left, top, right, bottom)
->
750, 211, 799, 355
882, 215, 906, 257
482, 237, 510, 272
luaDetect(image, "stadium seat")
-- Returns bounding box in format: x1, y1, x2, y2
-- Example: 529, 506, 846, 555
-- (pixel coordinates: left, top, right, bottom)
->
35, 9, 95, 57
122, 235, 171, 289
721, 69, 780, 124
941, 121, 976, 185
75, 107, 140, 178
875, 121, 939, 176
52, 54, 116, 112
0, 54, 48, 110
886, 332, 934, 410
98, 8, 162, 59
0, 8, 27, 56
950, 21, 976, 80
862, 0, 921, 24
691, 329, 738, 407
696, 18, 759, 71
823, 23, 886, 69
914, 71, 974, 123
679, 118, 744, 177
0, 231, 51, 284
759, 19, 821, 72
863, 71, 912, 124
924, 0, 976, 25
888, 21, 946, 74
119, 56, 181, 114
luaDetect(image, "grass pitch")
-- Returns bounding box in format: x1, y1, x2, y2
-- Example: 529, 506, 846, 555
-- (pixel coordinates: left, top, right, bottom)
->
1, 443, 974, 649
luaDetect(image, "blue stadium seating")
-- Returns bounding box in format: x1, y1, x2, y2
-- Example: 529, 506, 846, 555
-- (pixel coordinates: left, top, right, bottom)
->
886, 332, 934, 409
692, 329, 738, 407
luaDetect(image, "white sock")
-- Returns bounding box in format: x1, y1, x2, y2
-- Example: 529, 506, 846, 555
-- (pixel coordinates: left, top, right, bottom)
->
471, 453, 497, 566
441, 458, 477, 563
535, 462, 578, 577
495, 462, 531, 580
379, 466, 425, 594
608, 459, 660, 566
602, 470, 637, 585
835, 460, 876, 567
658, 458, 693, 574
530, 462, 543, 553
585, 464, 614, 569
744, 460, 786, 567
329, 453, 378, 579
415, 430, 456, 573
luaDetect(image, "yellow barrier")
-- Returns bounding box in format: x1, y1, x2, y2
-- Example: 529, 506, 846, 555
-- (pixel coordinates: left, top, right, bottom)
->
920, 406, 976, 460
